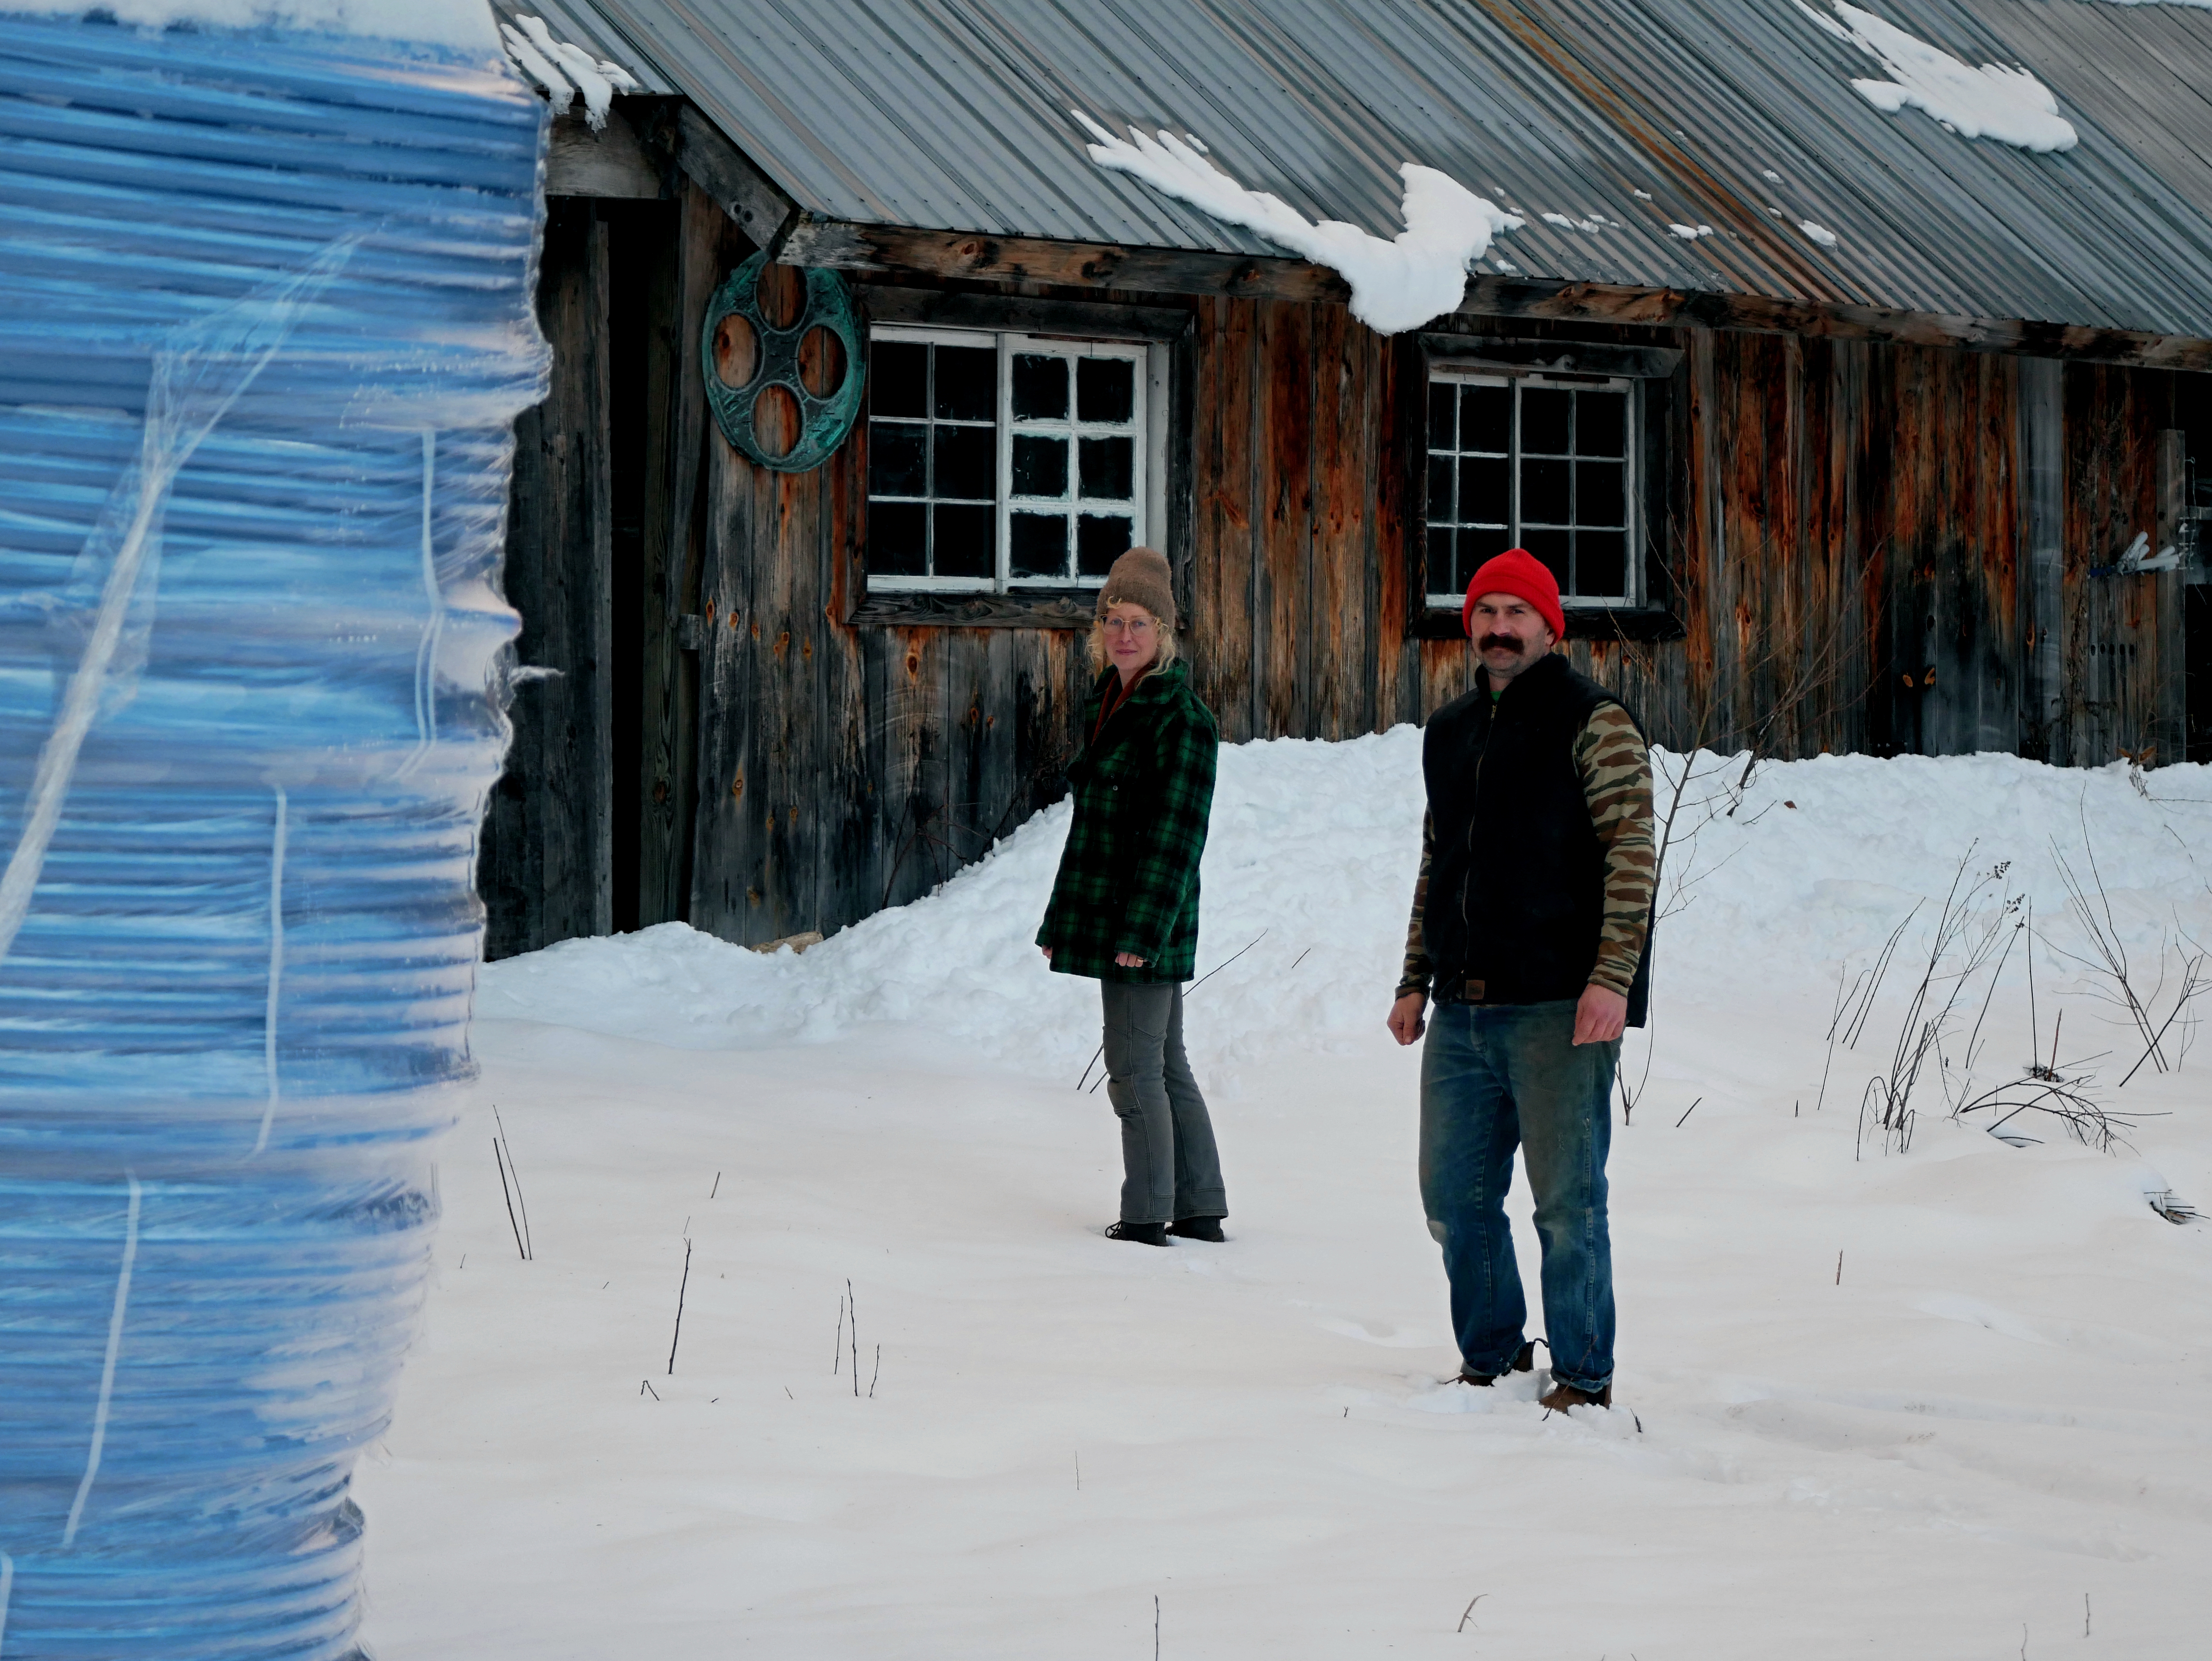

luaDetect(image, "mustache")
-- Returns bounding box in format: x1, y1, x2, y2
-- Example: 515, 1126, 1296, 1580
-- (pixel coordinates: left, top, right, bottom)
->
1478, 633, 1533, 653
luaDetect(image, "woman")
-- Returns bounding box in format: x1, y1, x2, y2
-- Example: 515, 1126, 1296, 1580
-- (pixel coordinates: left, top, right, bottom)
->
1037, 547, 1226, 1247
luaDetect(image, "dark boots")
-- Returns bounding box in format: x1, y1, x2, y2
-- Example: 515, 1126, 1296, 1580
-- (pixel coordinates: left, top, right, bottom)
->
1104, 1220, 1168, 1246
1167, 1215, 1225, 1242
1455, 1340, 1537, 1386
1538, 1379, 1612, 1411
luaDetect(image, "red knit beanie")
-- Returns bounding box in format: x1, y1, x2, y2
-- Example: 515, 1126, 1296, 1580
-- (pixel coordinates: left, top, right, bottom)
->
1462, 548, 1565, 642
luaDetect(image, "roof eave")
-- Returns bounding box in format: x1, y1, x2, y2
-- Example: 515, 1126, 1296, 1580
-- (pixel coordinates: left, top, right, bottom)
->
779, 213, 2212, 372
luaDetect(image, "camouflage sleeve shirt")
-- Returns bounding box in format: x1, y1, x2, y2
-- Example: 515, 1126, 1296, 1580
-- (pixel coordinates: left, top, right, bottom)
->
1396, 702, 1655, 999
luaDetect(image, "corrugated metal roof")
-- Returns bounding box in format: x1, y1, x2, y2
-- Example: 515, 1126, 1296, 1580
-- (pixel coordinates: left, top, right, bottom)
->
542, 0, 2212, 340
489, 0, 681, 95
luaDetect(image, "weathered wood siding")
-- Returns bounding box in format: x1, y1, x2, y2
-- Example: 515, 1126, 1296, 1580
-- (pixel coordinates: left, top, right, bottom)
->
491, 196, 2202, 956
482, 200, 613, 958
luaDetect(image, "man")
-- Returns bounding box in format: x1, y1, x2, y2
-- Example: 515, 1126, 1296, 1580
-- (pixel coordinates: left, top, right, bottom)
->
1386, 547, 1655, 1412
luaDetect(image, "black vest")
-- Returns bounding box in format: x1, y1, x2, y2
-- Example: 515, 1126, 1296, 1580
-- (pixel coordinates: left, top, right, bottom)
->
1421, 653, 1651, 1025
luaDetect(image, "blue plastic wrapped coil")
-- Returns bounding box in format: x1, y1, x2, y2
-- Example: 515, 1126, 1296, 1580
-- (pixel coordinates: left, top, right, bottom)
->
0, 11, 548, 1657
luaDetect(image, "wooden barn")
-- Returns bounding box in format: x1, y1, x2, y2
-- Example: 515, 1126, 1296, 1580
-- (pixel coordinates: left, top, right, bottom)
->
482, 0, 2212, 961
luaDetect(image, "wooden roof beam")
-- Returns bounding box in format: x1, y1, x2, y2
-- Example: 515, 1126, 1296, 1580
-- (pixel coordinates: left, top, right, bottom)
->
779, 219, 2212, 372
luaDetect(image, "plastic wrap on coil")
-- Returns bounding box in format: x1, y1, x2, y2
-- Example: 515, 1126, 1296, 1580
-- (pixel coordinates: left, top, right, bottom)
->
0, 10, 547, 1658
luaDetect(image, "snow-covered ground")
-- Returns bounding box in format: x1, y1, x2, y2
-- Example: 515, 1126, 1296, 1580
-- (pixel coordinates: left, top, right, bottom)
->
356, 734, 2212, 1658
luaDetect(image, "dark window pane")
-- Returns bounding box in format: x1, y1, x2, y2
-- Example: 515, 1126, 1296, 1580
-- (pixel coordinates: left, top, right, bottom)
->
1462, 523, 1510, 586
933, 344, 995, 422
1428, 454, 1454, 523
1524, 527, 1569, 590
1576, 460, 1625, 527
1464, 384, 1512, 453
1522, 387, 1570, 454
1427, 382, 1457, 450
870, 341, 927, 419
1013, 433, 1068, 498
1522, 456, 1569, 524
868, 422, 927, 497
868, 501, 925, 576
1576, 530, 1627, 598
1577, 391, 1627, 458
1078, 514, 1132, 576
1079, 435, 1134, 500
1461, 455, 1510, 523
934, 424, 996, 500
1010, 512, 1068, 578
1012, 353, 1068, 421
1077, 357, 1135, 423
1427, 527, 1455, 594
932, 503, 994, 578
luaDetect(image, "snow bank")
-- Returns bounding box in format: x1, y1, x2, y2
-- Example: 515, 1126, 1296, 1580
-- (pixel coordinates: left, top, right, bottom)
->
1799, 1, 2079, 153
0, 0, 499, 49
482, 737, 2212, 1086
1074, 117, 1521, 335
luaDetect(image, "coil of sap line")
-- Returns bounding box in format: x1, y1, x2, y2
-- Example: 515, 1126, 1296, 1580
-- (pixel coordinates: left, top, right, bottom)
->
0, 12, 548, 1658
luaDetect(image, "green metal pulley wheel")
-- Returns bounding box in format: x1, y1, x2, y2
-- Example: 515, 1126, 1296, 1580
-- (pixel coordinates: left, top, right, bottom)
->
700, 252, 865, 473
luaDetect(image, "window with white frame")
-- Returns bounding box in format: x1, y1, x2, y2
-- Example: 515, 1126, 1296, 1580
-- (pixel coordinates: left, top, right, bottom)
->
866, 326, 1148, 590
1425, 370, 1638, 609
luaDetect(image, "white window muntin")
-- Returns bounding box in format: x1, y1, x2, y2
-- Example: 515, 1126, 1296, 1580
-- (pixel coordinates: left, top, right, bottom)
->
867, 325, 1148, 593
1424, 369, 1639, 610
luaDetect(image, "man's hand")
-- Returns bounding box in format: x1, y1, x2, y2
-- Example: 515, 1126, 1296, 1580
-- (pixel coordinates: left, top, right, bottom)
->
1114, 951, 1146, 967
1573, 983, 1627, 1045
1040, 946, 1051, 961
1387, 991, 1427, 1046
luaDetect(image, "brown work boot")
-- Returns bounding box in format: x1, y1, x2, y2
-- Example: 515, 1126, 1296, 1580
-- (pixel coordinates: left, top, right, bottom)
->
1537, 1378, 1612, 1411
1454, 1340, 1537, 1385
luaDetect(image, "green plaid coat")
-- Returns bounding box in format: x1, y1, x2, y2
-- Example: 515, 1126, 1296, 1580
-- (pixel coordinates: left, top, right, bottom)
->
1036, 661, 1218, 984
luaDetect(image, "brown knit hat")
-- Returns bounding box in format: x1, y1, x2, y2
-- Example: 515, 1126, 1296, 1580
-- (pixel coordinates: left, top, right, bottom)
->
1096, 546, 1175, 631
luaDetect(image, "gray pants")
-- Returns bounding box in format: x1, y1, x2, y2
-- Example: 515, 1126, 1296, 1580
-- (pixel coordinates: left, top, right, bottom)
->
1100, 981, 1226, 1225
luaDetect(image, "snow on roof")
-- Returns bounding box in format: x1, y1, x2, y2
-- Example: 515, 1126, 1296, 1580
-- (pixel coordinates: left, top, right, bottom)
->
499, 12, 639, 128
0, 0, 500, 49
1799, 1, 2078, 153
1076, 115, 1522, 335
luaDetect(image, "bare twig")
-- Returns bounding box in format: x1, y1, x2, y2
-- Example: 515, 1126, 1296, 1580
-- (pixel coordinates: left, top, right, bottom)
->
493, 1137, 527, 1262
492, 1106, 532, 1260
667, 1238, 692, 1375
1457, 1594, 1486, 1633
1187, 929, 1268, 995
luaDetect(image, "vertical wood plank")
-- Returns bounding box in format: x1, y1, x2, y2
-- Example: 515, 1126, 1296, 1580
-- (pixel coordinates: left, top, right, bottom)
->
689, 379, 762, 936
1374, 334, 1418, 729
1255, 300, 1314, 737
2155, 427, 2188, 766
817, 425, 874, 934
482, 199, 613, 958
637, 179, 728, 928
1310, 303, 1370, 739
2018, 355, 2066, 762
1209, 298, 1258, 742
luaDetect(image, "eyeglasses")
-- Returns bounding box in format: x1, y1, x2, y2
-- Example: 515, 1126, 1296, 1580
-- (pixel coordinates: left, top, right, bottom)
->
1101, 616, 1155, 636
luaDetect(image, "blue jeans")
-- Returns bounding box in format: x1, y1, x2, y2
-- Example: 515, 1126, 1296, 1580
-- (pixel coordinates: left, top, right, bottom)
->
1419, 998, 1617, 1393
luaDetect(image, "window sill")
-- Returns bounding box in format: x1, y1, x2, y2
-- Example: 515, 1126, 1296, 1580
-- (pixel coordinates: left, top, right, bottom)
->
1412, 606, 1685, 643
850, 588, 1102, 630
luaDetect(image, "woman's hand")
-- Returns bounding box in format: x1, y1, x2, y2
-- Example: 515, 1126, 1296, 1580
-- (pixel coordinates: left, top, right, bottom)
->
1114, 952, 1146, 968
